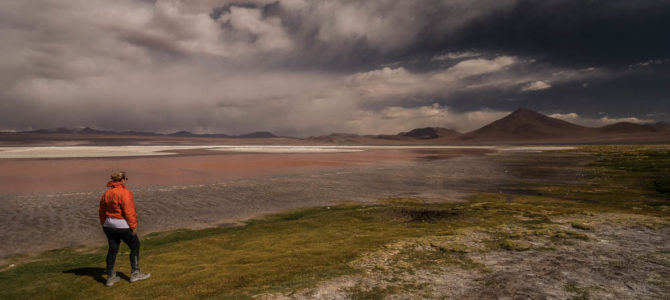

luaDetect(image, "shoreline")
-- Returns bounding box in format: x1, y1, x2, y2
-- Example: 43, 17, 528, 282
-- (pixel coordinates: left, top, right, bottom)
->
1, 148, 504, 259
0, 147, 495, 194
0, 144, 573, 160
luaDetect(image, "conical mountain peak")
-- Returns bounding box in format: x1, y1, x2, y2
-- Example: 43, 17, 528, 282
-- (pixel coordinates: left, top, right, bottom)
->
462, 108, 590, 141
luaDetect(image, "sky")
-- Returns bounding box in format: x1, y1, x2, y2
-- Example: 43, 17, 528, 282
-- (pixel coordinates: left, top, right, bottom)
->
1, 0, 669, 137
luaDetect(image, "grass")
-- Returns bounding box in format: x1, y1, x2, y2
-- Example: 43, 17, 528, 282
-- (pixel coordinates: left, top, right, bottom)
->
1, 145, 669, 299
565, 281, 590, 300
570, 222, 592, 230
499, 239, 531, 251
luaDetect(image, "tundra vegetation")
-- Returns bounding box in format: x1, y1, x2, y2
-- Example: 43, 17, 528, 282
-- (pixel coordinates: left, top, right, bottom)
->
1, 145, 669, 299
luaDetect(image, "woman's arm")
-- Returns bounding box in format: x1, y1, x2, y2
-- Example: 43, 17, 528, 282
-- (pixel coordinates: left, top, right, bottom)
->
120, 190, 138, 231
99, 194, 107, 226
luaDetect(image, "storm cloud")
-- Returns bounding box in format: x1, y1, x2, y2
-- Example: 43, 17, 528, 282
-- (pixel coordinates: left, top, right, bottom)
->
1, 0, 668, 136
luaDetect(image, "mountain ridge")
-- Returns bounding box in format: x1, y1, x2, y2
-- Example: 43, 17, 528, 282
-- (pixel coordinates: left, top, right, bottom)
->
7, 108, 670, 145
25, 127, 275, 139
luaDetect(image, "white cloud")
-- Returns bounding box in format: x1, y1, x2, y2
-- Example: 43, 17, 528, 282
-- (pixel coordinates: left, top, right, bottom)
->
550, 112, 654, 127
548, 113, 581, 123
338, 104, 509, 134
521, 80, 551, 92
440, 56, 516, 79
338, 56, 521, 104
432, 51, 481, 61
627, 58, 669, 69
598, 116, 654, 125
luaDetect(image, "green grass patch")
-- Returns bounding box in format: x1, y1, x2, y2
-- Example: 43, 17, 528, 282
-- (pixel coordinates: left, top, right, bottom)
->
499, 239, 531, 251
570, 222, 592, 230
0, 202, 519, 299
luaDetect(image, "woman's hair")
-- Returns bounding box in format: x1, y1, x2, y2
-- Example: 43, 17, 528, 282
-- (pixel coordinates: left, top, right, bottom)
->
110, 171, 128, 182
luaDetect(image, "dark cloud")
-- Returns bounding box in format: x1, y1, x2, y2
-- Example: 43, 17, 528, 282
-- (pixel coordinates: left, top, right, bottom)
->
450, 0, 670, 68
438, 63, 670, 123
274, 0, 670, 74
0, 0, 668, 136
271, 0, 518, 72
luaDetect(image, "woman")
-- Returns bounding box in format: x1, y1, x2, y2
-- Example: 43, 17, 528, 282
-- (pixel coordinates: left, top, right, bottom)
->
99, 171, 150, 287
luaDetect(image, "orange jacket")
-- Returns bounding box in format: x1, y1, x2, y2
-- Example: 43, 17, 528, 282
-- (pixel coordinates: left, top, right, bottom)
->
99, 181, 138, 230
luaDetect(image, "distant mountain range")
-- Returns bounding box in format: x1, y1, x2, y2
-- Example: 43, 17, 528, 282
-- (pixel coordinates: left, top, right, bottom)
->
460, 108, 668, 142
307, 108, 670, 144
399, 127, 461, 139
25, 127, 277, 139
4, 108, 670, 145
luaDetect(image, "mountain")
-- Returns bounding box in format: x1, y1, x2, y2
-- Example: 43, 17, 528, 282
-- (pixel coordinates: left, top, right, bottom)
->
652, 121, 670, 130
398, 127, 461, 139
238, 131, 276, 139
599, 122, 660, 134
78, 127, 108, 135
167, 130, 276, 138
461, 108, 592, 141
199, 133, 232, 138
307, 133, 368, 144
8, 109, 670, 145
167, 131, 199, 137
116, 130, 161, 136
79, 127, 163, 136
28, 127, 77, 134
22, 127, 275, 139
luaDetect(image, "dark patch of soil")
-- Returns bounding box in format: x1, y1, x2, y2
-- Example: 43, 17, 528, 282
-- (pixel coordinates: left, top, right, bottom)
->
654, 176, 670, 195
396, 208, 461, 222
414, 149, 493, 161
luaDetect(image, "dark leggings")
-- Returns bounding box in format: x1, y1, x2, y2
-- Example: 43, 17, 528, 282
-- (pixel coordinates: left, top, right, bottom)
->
103, 227, 140, 275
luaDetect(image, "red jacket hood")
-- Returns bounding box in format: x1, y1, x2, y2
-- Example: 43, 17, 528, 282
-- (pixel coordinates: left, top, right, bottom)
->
106, 181, 126, 188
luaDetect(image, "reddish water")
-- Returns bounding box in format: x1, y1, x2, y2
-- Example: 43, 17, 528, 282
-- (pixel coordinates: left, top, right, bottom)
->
0, 149, 480, 193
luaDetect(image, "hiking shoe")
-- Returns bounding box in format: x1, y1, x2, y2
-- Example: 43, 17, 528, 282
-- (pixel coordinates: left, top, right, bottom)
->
105, 273, 120, 287
129, 270, 150, 283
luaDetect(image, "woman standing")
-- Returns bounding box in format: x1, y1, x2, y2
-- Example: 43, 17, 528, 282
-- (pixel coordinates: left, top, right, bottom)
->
99, 171, 150, 287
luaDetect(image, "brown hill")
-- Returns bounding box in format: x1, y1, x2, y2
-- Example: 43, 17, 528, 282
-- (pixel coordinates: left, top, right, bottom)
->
167, 130, 199, 137
599, 122, 661, 134
398, 127, 461, 139
305, 132, 446, 145
460, 108, 593, 141
237, 131, 276, 139
653, 121, 670, 130
306, 133, 368, 144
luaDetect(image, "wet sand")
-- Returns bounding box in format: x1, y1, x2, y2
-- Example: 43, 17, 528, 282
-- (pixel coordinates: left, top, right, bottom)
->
0, 148, 590, 259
